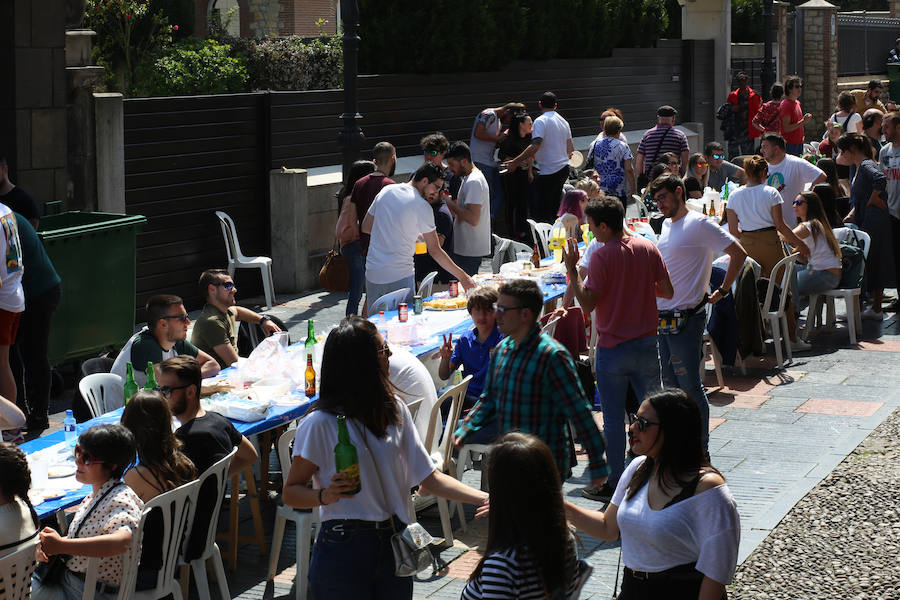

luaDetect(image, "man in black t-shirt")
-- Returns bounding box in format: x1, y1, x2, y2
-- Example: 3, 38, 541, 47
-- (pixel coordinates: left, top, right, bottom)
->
158, 356, 258, 559
0, 154, 41, 228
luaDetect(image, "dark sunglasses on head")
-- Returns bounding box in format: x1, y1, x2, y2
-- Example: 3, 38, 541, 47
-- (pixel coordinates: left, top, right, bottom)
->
628, 413, 660, 432
154, 384, 191, 398
213, 281, 235, 290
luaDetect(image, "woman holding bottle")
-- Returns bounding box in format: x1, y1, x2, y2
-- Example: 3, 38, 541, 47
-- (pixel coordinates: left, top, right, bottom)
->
282, 316, 488, 600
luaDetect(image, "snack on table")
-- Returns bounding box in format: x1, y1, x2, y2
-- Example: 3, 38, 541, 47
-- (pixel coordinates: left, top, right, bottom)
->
423, 297, 468, 310
201, 382, 235, 397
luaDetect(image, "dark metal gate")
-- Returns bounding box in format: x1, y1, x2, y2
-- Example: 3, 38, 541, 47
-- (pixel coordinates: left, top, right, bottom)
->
837, 13, 900, 76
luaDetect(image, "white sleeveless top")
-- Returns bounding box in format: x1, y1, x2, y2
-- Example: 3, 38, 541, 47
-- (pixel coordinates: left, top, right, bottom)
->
802, 221, 841, 271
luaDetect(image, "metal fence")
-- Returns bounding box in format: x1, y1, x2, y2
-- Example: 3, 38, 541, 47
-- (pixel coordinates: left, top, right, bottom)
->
837, 13, 900, 76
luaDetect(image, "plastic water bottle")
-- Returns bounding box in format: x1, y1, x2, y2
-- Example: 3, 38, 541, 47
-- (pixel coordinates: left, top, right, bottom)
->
64, 410, 77, 448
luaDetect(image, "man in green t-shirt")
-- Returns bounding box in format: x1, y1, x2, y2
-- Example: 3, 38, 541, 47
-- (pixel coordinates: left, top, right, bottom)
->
190, 269, 281, 368
111, 294, 220, 387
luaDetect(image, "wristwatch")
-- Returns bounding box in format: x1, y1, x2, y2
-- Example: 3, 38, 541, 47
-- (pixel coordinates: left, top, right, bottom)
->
716, 286, 730, 298
259, 315, 272, 324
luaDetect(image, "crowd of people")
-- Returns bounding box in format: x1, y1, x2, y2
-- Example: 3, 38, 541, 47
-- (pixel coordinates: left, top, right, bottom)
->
6, 72, 900, 599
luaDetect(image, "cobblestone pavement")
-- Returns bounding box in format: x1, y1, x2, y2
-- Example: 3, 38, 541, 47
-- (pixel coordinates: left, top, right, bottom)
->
47, 287, 900, 599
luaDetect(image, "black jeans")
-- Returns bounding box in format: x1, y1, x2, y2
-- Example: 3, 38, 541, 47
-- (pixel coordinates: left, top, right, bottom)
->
11, 283, 61, 425
536, 165, 570, 223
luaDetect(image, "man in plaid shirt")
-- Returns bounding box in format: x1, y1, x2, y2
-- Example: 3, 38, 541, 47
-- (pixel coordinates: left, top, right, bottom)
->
452, 279, 609, 490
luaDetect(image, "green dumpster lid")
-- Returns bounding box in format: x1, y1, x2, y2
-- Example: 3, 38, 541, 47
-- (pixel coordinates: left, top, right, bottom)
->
37, 212, 147, 241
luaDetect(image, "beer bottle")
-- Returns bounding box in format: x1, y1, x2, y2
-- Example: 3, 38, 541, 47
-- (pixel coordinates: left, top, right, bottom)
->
531, 244, 541, 268
305, 319, 316, 348
334, 415, 361, 494
124, 362, 138, 404
144, 361, 158, 391
305, 354, 316, 398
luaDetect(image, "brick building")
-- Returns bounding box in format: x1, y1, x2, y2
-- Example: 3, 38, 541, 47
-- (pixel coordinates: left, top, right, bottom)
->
195, 0, 339, 38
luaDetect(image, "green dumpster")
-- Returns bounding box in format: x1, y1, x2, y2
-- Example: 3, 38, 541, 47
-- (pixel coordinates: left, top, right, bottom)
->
37, 212, 146, 365
888, 63, 900, 105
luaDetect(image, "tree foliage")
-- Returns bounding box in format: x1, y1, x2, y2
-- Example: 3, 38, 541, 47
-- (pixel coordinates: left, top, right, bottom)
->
136, 38, 248, 97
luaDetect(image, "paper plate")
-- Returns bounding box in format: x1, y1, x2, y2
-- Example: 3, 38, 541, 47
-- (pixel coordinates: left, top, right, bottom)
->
568, 150, 584, 168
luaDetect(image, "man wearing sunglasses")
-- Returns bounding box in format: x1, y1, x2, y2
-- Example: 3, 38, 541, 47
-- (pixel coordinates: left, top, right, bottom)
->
111, 294, 219, 388
704, 141, 746, 193
191, 269, 281, 368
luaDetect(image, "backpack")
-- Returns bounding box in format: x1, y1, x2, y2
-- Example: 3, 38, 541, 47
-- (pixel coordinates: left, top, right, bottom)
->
838, 242, 865, 289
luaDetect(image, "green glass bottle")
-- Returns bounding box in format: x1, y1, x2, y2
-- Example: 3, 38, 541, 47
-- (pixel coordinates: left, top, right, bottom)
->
123, 362, 139, 404
144, 361, 158, 391
334, 415, 361, 494
305, 319, 316, 348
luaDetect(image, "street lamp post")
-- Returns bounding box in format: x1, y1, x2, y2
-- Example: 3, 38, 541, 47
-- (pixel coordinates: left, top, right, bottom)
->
338, 0, 364, 182
761, 0, 775, 101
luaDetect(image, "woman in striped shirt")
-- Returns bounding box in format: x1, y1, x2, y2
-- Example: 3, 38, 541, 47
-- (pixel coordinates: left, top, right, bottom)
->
462, 433, 589, 600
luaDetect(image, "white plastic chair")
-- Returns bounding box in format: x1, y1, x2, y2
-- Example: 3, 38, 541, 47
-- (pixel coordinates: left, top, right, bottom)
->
804, 228, 871, 345
86, 479, 203, 600
526, 219, 552, 258
215, 211, 276, 309
540, 315, 562, 338
760, 253, 799, 368
267, 427, 318, 600
0, 535, 39, 600
178, 447, 237, 600
369, 288, 411, 315
417, 271, 438, 300
419, 375, 472, 539
78, 373, 124, 418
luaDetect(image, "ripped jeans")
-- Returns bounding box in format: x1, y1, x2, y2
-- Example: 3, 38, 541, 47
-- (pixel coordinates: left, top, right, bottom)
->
657, 311, 710, 451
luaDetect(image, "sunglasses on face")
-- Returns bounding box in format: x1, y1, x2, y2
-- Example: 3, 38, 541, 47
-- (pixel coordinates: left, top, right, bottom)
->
696, 161, 708, 167
162, 314, 190, 323
793, 199, 805, 206
425, 150, 439, 157
493, 303, 524, 315
213, 281, 235, 290
712, 154, 725, 160
154, 384, 191, 398
74, 444, 99, 466
628, 413, 660, 432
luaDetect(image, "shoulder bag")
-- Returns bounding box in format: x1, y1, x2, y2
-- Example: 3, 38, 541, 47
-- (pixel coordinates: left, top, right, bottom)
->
34, 482, 125, 586
319, 240, 350, 293
352, 421, 437, 577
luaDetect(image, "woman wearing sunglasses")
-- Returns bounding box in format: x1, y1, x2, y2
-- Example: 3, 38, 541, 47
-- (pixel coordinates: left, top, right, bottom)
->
686, 153, 710, 191
32, 424, 143, 600
565, 389, 740, 600
283, 316, 488, 600
790, 191, 842, 312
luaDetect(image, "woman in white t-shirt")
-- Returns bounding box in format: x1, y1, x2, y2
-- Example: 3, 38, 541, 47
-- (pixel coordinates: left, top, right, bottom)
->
0, 442, 39, 560
565, 389, 740, 599
462, 433, 590, 600
791, 191, 842, 310
283, 316, 487, 600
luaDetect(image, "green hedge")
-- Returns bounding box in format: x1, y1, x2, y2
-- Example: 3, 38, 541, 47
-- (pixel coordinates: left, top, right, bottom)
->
135, 38, 248, 97
358, 0, 669, 73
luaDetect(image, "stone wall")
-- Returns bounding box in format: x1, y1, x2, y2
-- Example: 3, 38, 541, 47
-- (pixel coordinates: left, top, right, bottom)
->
246, 0, 281, 37
800, 0, 838, 140
0, 0, 69, 211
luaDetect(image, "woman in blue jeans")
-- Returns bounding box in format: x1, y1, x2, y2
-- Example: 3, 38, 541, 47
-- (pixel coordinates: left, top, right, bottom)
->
283, 316, 487, 599
336, 161, 377, 316
791, 191, 842, 312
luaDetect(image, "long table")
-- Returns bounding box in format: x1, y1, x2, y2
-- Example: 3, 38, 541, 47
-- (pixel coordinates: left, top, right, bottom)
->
24, 259, 574, 520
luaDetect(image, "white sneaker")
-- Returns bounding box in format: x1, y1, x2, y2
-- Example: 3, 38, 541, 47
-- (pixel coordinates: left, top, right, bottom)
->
790, 339, 812, 352
861, 307, 885, 321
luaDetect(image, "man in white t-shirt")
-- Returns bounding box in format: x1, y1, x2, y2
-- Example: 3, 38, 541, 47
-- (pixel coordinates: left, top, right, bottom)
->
470, 102, 525, 219
362, 162, 475, 308
649, 174, 747, 453
761, 132, 826, 226
501, 91, 574, 223
445, 142, 491, 276
387, 345, 440, 453
0, 203, 24, 406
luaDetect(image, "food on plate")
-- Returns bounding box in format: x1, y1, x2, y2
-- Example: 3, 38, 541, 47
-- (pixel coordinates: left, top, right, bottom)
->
423, 297, 468, 310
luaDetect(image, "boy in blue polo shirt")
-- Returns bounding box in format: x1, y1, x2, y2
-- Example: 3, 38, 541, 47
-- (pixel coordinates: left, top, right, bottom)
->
437, 286, 503, 417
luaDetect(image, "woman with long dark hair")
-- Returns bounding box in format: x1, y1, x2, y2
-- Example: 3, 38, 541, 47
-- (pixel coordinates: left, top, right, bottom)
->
462, 432, 587, 599
337, 160, 377, 317
839, 132, 892, 319
565, 389, 740, 600
498, 112, 534, 241
283, 316, 487, 600
0, 441, 38, 558
791, 191, 842, 311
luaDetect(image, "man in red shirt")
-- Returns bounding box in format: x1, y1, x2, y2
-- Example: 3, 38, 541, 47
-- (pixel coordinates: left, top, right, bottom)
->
726, 72, 762, 158
564, 197, 674, 501
780, 76, 812, 156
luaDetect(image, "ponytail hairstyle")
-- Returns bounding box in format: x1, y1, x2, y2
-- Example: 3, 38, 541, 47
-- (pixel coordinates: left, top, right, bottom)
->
837, 132, 875, 161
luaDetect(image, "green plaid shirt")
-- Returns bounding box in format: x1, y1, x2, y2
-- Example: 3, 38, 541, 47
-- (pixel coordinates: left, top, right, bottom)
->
454, 326, 609, 480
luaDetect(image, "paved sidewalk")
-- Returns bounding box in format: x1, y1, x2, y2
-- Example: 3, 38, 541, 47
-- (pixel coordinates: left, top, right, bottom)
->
43, 287, 900, 599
